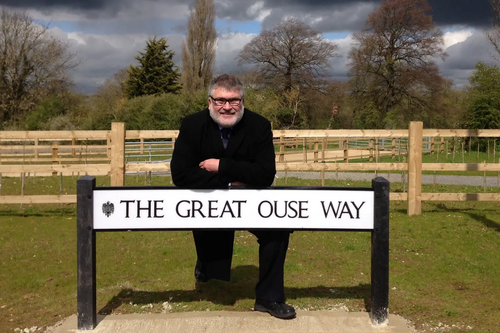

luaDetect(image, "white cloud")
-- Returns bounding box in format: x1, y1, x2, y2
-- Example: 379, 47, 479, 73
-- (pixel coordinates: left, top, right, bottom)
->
326, 35, 354, 79
19, 2, 496, 93
28, 8, 86, 22
57, 26, 499, 93
443, 30, 474, 49
115, 1, 189, 20
246, 1, 271, 22
25, 1, 189, 22
214, 32, 257, 74
217, 32, 256, 53
51, 29, 184, 92
438, 30, 497, 87
67, 32, 87, 45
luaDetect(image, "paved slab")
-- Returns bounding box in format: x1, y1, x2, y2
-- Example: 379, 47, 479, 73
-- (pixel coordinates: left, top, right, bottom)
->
51, 311, 415, 333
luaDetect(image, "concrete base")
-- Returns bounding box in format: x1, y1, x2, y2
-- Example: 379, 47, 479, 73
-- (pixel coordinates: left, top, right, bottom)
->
51, 311, 415, 333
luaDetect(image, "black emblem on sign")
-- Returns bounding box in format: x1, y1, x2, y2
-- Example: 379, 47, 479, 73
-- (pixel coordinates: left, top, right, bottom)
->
102, 201, 114, 217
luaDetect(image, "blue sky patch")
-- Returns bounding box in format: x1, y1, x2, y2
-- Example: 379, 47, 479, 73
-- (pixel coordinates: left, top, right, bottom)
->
215, 19, 261, 34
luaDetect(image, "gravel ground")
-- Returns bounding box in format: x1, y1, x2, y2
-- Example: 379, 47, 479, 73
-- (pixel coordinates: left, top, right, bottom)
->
276, 171, 500, 187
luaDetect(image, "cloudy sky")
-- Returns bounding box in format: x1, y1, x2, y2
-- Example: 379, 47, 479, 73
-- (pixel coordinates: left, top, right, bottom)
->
1, 0, 497, 93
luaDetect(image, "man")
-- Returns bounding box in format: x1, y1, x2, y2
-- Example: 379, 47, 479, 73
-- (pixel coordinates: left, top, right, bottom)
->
170, 74, 295, 319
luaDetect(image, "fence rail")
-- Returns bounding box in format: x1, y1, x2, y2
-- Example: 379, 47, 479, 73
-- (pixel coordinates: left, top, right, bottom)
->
2, 122, 500, 215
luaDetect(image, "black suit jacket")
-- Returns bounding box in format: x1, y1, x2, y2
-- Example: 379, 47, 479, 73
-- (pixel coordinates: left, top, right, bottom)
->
171, 108, 276, 189
170, 108, 276, 280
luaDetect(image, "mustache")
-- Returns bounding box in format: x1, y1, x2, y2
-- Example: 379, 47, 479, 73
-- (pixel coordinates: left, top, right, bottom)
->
219, 109, 237, 114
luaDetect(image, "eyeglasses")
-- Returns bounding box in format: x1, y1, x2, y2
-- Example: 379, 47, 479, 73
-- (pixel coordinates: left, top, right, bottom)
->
210, 96, 242, 106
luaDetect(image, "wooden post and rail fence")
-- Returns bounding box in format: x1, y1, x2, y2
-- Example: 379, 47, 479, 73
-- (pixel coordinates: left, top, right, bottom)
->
2, 121, 500, 216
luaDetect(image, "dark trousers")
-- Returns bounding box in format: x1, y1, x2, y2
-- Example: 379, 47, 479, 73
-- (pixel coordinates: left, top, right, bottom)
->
193, 230, 290, 302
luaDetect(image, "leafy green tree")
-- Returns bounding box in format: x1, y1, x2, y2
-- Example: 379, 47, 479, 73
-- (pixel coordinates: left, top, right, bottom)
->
467, 62, 500, 130
25, 96, 65, 130
125, 37, 181, 98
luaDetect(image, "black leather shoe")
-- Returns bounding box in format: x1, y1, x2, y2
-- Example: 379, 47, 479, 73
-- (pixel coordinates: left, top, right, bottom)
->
194, 260, 210, 282
254, 299, 296, 319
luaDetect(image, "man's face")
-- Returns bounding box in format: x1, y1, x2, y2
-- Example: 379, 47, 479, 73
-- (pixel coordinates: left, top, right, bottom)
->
208, 88, 244, 128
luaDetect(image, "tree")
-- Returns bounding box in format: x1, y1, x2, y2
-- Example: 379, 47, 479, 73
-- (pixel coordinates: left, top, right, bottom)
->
181, 0, 216, 92
487, 0, 500, 60
100, 68, 129, 101
125, 37, 181, 98
96, 68, 129, 112
0, 7, 78, 127
421, 79, 466, 128
81, 68, 129, 128
347, 0, 447, 128
237, 18, 338, 91
466, 62, 500, 130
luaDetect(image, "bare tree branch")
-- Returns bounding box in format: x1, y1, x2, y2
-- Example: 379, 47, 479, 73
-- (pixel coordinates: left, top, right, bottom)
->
347, 0, 447, 128
0, 7, 78, 126
181, 0, 216, 92
237, 18, 338, 91
487, 0, 500, 60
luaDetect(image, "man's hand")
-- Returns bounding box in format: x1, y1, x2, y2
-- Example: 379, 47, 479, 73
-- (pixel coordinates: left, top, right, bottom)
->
199, 159, 219, 173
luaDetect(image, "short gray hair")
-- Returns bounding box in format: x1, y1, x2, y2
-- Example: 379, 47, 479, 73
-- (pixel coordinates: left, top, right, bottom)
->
208, 74, 244, 97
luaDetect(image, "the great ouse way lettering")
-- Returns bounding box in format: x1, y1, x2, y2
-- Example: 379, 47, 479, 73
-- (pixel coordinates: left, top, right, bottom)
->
116, 199, 365, 220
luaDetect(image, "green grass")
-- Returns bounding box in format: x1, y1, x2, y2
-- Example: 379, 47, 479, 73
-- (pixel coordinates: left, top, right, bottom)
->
3, 172, 500, 197
1, 176, 500, 332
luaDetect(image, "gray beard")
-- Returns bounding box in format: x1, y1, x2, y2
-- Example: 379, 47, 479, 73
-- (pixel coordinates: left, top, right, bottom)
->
209, 105, 245, 128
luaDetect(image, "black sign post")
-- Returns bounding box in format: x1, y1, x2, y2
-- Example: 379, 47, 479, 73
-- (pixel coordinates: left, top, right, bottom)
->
77, 176, 97, 330
370, 177, 390, 325
76, 176, 389, 330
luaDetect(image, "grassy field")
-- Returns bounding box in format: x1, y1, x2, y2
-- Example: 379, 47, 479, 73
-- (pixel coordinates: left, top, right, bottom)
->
0, 176, 499, 332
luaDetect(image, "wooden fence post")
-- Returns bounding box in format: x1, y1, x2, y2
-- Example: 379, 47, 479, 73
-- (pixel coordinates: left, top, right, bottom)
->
72, 138, 76, 156
34, 138, 39, 161
52, 142, 58, 176
408, 121, 423, 216
314, 140, 319, 162
391, 138, 396, 159
106, 137, 111, 158
343, 138, 349, 163
303, 138, 307, 163
110, 122, 126, 186
279, 136, 285, 162
322, 137, 326, 162
0, 144, 3, 189
369, 138, 374, 162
